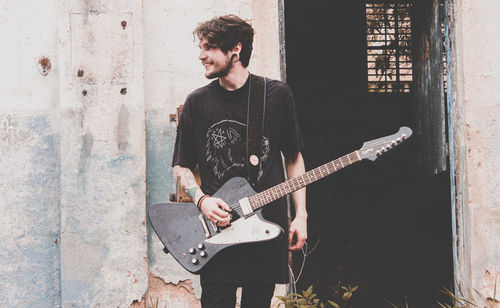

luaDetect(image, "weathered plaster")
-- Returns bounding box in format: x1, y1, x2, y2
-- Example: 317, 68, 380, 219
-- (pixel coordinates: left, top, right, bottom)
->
451, 0, 500, 305
0, 0, 61, 306
58, 1, 148, 306
131, 273, 200, 308
251, 0, 282, 80
1, 1, 286, 306
0, 114, 61, 307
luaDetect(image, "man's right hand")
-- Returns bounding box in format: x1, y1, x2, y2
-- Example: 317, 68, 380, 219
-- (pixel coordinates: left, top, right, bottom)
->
199, 197, 232, 227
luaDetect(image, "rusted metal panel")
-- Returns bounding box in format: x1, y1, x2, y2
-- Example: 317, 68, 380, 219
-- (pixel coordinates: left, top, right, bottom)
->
412, 0, 448, 177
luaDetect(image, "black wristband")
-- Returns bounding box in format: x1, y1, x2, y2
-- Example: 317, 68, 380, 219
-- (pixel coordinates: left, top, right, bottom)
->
196, 195, 209, 211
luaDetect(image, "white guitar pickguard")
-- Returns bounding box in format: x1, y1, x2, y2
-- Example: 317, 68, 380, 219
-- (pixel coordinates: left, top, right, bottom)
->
205, 215, 281, 245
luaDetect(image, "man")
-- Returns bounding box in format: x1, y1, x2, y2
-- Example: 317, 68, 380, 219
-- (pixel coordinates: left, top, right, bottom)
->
172, 15, 307, 307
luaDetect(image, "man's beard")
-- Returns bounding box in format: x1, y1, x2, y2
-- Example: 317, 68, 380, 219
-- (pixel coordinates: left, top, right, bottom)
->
205, 56, 233, 79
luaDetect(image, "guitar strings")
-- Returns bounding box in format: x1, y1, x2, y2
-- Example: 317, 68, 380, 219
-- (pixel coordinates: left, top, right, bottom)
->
221, 137, 403, 223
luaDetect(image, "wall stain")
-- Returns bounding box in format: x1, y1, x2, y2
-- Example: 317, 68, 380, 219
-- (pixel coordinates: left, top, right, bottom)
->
78, 133, 93, 177
107, 154, 134, 169
118, 104, 129, 152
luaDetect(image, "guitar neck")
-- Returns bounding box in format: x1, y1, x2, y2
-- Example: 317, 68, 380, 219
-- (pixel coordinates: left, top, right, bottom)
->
249, 151, 361, 210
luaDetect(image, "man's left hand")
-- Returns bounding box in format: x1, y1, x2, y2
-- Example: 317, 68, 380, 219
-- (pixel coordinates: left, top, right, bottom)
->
288, 216, 307, 251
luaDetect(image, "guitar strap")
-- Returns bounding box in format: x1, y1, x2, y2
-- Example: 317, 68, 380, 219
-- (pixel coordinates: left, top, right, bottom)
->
246, 74, 267, 187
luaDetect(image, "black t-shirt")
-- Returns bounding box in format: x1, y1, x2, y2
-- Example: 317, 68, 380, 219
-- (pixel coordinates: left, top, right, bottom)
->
172, 74, 304, 284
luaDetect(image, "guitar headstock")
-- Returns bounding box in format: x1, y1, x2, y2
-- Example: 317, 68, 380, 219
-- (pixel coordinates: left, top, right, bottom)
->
358, 126, 412, 161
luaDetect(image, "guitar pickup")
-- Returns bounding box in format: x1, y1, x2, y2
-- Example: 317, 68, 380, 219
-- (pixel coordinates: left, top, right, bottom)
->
239, 197, 253, 216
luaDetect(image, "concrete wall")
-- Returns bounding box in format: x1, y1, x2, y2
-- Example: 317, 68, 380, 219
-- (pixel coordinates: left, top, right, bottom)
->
0, 0, 284, 307
450, 0, 500, 306
0, 1, 61, 306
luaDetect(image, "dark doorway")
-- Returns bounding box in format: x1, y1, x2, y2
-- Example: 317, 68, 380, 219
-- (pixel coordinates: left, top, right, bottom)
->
285, 1, 453, 307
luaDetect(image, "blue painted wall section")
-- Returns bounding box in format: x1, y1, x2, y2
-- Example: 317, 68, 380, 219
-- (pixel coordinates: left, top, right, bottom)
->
146, 119, 177, 263
0, 114, 61, 308
145, 112, 203, 300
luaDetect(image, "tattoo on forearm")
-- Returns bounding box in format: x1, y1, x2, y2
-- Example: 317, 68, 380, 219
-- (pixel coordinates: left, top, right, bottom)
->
174, 166, 199, 199
187, 187, 197, 199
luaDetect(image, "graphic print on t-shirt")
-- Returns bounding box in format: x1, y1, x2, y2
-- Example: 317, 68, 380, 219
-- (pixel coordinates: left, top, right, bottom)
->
205, 119, 269, 181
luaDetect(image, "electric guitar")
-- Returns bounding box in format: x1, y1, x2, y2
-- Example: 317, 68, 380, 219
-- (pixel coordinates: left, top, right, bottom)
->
148, 126, 412, 274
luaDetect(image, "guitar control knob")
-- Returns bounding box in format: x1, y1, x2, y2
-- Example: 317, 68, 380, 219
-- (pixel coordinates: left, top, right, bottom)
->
197, 243, 205, 250
189, 248, 196, 254
199, 251, 207, 258
191, 258, 199, 265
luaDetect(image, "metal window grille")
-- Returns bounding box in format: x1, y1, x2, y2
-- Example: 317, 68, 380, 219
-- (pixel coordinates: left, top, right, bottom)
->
366, 2, 413, 93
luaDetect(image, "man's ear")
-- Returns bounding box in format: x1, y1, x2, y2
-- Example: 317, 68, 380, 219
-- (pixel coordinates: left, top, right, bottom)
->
230, 42, 242, 62
231, 42, 242, 54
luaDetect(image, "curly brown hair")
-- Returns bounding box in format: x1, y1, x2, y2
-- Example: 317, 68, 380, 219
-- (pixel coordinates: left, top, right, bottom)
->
194, 15, 255, 67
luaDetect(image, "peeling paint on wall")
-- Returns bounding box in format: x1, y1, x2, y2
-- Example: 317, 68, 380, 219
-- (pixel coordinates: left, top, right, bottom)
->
484, 267, 500, 305
130, 273, 200, 308
0, 114, 61, 307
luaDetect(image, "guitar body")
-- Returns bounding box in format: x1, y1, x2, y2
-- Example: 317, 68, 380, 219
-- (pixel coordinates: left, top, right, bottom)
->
148, 177, 283, 273
149, 127, 413, 274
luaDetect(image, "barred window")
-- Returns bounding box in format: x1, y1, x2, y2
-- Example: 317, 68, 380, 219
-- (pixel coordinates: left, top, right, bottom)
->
366, 3, 413, 93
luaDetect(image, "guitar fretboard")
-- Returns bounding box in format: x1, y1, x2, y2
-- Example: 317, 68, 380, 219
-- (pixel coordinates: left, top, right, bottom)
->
248, 151, 361, 210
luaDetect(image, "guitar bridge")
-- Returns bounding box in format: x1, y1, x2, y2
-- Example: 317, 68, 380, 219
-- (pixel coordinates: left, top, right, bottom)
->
198, 215, 211, 238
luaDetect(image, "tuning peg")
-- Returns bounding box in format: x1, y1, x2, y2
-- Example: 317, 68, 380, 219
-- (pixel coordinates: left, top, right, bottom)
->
396, 137, 402, 143
376, 150, 382, 156
402, 134, 406, 139
391, 140, 396, 146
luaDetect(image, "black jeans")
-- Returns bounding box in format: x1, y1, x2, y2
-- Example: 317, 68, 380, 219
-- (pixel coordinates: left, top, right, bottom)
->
200, 280, 275, 308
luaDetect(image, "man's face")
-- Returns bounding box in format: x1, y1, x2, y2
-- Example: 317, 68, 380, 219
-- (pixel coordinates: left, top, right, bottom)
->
198, 38, 233, 79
